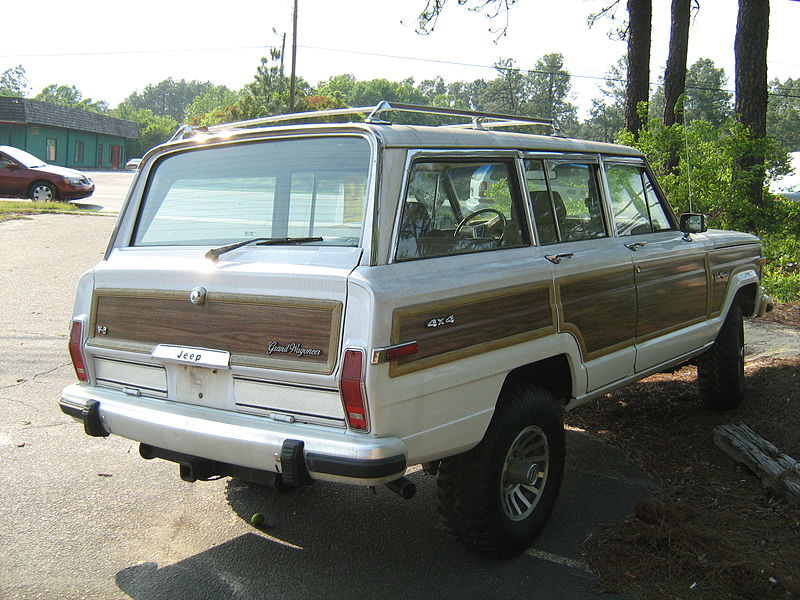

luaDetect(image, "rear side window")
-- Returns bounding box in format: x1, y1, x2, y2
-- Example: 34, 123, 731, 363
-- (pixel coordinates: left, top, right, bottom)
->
605, 163, 672, 235
524, 159, 607, 244
133, 136, 371, 247
395, 160, 529, 261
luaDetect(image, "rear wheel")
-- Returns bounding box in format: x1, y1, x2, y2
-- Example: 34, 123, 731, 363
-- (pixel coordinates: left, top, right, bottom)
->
29, 181, 57, 202
697, 302, 745, 410
437, 382, 565, 558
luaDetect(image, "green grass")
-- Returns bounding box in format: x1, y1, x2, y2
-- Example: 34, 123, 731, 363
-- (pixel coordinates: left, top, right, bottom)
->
0, 200, 100, 222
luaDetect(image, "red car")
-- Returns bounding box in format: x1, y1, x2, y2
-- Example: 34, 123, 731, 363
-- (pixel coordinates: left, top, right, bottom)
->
0, 145, 95, 201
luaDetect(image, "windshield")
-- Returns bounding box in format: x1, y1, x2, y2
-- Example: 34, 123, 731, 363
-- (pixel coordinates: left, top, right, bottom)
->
1, 146, 46, 168
132, 136, 372, 247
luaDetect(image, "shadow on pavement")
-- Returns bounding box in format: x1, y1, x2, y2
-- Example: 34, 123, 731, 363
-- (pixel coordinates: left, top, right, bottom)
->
115, 431, 652, 600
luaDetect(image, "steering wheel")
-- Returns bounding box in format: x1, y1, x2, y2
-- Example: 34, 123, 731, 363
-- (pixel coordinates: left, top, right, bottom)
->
454, 208, 507, 242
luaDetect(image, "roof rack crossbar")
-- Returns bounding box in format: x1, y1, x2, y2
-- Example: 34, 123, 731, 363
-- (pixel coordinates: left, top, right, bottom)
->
175, 101, 563, 138
365, 101, 562, 135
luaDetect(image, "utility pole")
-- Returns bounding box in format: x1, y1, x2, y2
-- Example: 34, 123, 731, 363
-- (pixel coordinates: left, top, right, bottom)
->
289, 0, 298, 112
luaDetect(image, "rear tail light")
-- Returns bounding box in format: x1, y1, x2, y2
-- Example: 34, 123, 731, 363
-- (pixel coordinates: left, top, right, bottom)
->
340, 348, 368, 431
68, 321, 88, 382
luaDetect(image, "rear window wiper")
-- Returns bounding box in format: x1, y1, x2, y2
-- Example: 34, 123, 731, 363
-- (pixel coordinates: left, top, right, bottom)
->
205, 236, 323, 262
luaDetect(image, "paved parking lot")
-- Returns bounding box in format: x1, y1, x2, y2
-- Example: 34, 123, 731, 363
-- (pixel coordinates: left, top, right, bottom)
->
0, 197, 654, 599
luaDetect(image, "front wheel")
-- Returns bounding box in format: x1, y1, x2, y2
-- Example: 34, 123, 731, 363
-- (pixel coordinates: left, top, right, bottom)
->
436, 383, 565, 558
696, 302, 745, 410
29, 181, 57, 202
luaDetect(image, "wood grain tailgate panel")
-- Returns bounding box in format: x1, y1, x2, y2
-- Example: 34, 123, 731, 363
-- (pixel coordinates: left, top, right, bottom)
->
91, 291, 342, 373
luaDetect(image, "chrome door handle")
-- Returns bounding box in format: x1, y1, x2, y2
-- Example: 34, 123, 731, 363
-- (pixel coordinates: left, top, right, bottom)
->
624, 241, 648, 251
545, 253, 574, 264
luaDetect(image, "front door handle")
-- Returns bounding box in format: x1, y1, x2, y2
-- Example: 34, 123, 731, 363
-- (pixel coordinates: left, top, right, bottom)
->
545, 253, 574, 264
624, 241, 648, 251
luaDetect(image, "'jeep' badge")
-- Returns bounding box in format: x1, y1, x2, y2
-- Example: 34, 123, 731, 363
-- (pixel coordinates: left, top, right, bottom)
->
189, 287, 207, 305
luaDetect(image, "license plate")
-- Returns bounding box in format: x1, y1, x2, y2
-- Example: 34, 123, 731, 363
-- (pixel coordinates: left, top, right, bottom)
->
151, 345, 230, 368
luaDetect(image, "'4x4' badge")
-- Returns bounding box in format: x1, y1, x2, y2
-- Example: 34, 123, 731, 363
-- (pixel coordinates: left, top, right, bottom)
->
427, 315, 455, 328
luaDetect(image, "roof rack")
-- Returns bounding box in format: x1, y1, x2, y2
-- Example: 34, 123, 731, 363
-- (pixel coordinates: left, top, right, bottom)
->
171, 101, 563, 141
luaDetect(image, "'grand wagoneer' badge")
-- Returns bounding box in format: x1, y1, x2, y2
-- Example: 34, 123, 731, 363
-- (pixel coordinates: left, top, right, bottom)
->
267, 342, 323, 358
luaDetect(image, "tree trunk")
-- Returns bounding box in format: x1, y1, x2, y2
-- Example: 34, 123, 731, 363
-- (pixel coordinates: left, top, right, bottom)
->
663, 0, 692, 174
663, 0, 691, 127
734, 0, 770, 208
624, 0, 652, 137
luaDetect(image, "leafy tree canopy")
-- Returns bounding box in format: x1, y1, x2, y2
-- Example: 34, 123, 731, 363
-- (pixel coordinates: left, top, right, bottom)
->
120, 78, 216, 121
109, 104, 178, 158
0, 65, 29, 97
768, 78, 800, 151
35, 84, 108, 113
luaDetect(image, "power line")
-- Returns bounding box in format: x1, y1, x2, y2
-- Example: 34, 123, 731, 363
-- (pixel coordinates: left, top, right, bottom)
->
3, 42, 799, 100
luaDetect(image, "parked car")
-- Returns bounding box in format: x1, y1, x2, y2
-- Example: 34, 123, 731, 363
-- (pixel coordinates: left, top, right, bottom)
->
125, 158, 141, 170
60, 102, 772, 558
0, 145, 94, 202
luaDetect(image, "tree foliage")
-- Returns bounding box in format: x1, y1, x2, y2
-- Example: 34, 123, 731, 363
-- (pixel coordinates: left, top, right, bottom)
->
120, 78, 216, 122
767, 78, 800, 151
109, 105, 178, 158
0, 65, 29, 97
34, 84, 108, 113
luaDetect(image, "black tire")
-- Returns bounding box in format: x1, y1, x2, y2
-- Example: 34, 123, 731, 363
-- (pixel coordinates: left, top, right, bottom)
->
696, 302, 745, 410
436, 382, 565, 558
29, 181, 57, 202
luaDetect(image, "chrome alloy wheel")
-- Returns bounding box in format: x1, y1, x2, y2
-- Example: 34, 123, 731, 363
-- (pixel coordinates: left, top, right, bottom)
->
500, 425, 550, 521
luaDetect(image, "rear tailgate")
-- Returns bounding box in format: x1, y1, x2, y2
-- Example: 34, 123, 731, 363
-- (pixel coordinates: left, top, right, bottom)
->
85, 245, 361, 427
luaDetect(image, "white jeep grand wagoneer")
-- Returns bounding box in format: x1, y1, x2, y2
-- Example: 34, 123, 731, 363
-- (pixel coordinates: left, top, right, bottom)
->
61, 102, 772, 557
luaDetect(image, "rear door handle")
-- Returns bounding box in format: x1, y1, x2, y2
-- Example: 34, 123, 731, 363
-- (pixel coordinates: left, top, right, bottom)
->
624, 241, 648, 251
545, 253, 574, 264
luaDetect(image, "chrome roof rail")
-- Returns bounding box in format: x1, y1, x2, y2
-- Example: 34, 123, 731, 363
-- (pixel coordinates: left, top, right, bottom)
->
173, 101, 564, 138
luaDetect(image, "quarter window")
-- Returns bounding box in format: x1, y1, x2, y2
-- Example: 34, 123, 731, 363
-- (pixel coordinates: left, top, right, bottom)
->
605, 163, 672, 235
396, 160, 528, 261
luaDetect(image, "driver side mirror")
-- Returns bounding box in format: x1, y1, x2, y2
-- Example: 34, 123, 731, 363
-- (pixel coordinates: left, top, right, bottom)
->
679, 213, 707, 234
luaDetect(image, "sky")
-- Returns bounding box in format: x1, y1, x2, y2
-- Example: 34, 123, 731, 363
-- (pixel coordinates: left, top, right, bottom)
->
2, 0, 798, 118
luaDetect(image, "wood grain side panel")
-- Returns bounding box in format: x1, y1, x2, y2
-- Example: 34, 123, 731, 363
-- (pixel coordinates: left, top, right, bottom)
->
91, 291, 341, 373
558, 266, 637, 360
709, 245, 761, 316
635, 256, 708, 339
390, 284, 555, 376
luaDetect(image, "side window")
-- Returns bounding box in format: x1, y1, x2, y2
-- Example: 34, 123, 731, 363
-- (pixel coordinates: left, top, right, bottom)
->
396, 160, 529, 261
525, 159, 607, 244
606, 163, 673, 235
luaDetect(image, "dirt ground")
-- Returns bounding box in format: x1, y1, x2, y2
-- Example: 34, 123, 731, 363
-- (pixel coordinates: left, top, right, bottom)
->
568, 303, 800, 600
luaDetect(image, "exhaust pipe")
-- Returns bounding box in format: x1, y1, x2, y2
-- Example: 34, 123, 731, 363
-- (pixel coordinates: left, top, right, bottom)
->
385, 476, 416, 500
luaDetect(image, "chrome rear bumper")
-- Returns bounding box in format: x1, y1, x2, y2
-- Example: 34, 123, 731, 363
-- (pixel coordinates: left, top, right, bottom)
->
60, 384, 406, 485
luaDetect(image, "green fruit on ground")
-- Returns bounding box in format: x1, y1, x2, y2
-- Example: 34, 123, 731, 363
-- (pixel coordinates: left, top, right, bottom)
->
250, 513, 265, 526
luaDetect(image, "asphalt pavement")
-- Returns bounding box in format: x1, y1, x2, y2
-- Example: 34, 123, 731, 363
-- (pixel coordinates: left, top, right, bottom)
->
0, 180, 657, 600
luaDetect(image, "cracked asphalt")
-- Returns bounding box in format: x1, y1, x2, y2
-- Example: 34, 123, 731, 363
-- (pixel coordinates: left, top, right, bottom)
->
0, 203, 658, 600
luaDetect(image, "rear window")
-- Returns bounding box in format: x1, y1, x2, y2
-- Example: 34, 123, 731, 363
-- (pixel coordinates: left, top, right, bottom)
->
132, 136, 371, 247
